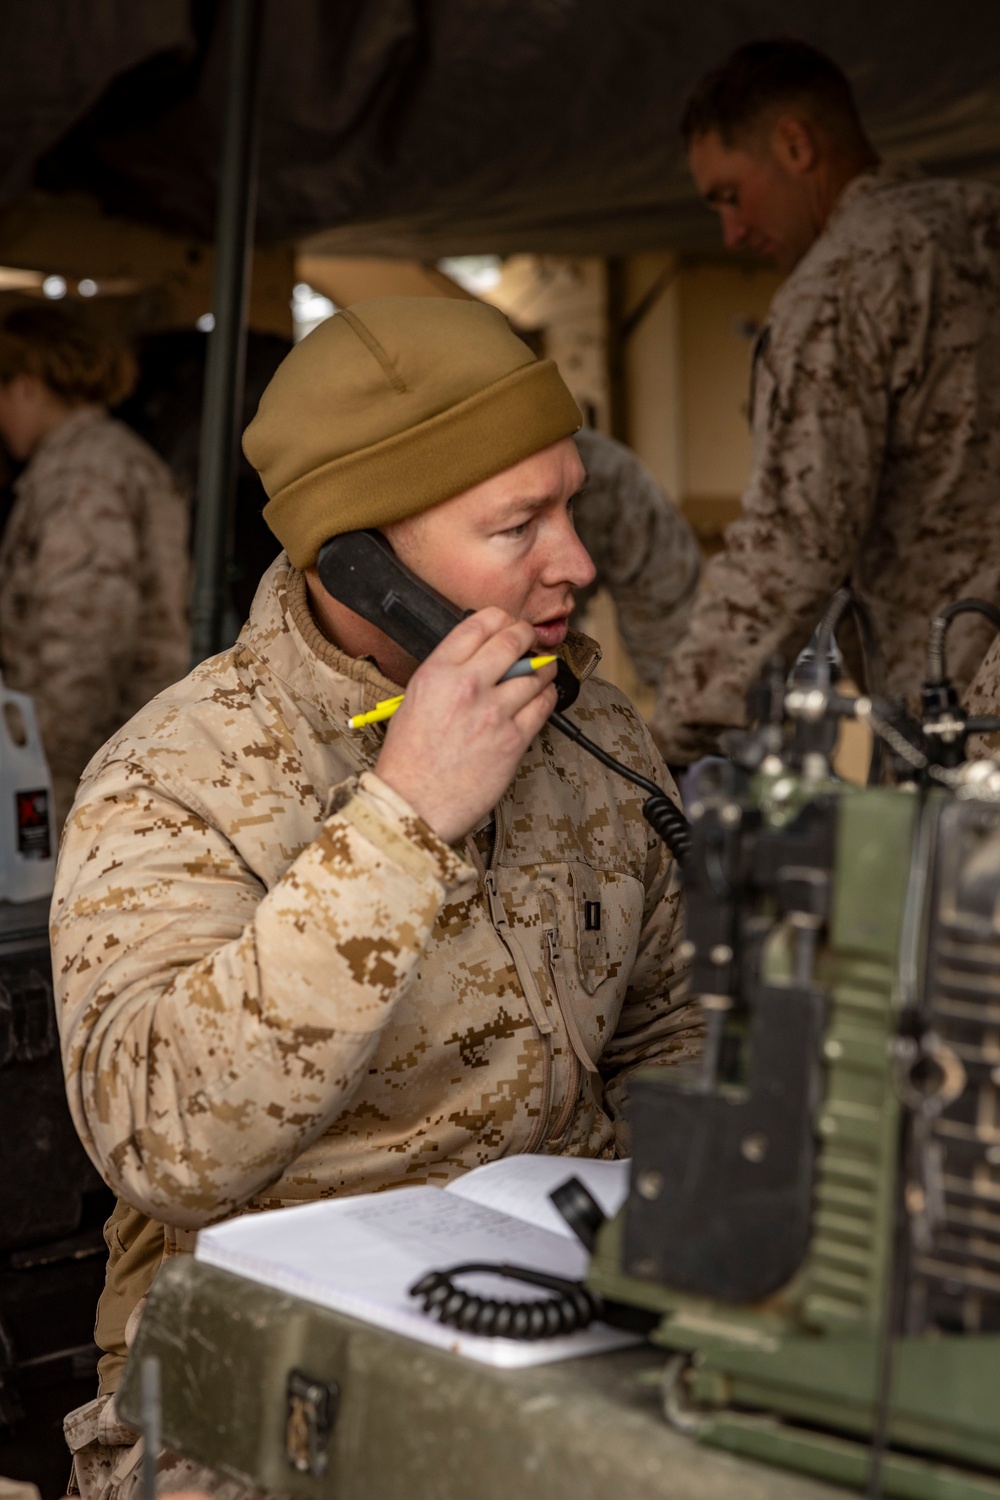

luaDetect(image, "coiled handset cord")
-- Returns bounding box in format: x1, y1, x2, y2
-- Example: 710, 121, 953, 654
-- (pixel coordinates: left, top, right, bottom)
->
549, 711, 692, 864
408, 1178, 658, 1343
410, 1262, 601, 1340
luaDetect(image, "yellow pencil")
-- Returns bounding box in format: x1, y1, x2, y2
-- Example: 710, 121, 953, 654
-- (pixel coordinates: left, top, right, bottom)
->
347, 694, 405, 730
348, 656, 557, 730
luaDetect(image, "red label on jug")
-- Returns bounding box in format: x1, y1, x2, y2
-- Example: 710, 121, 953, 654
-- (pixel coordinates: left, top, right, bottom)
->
16, 789, 51, 859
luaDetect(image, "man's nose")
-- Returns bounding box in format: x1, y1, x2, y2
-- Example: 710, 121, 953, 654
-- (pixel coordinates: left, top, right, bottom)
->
547, 514, 597, 590
720, 209, 748, 251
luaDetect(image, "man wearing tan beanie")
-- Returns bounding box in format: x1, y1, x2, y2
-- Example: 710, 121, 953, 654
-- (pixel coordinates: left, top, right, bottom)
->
51, 298, 700, 1499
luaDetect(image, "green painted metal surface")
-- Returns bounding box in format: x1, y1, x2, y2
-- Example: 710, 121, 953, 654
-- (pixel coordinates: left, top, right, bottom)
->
801, 788, 917, 1334
693, 1336, 1000, 1473
119, 1258, 850, 1500
702, 1414, 1000, 1500
588, 789, 918, 1345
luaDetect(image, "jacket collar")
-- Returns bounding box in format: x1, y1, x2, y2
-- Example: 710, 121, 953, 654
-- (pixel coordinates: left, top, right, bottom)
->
825, 160, 924, 234
30, 404, 104, 458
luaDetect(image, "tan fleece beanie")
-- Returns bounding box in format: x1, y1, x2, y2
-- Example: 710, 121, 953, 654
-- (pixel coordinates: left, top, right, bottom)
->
243, 296, 582, 569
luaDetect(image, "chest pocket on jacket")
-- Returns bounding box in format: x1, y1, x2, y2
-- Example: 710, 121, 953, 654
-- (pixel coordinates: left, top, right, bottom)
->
534, 862, 644, 1062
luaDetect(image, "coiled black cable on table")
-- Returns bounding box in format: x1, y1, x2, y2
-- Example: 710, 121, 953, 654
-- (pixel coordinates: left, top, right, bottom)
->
410, 1261, 601, 1340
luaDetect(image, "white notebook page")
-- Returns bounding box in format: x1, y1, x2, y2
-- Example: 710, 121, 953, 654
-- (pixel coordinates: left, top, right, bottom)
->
196, 1178, 637, 1368
444, 1154, 630, 1238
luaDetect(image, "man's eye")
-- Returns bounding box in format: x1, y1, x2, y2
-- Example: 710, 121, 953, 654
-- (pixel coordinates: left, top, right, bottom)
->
502, 522, 530, 538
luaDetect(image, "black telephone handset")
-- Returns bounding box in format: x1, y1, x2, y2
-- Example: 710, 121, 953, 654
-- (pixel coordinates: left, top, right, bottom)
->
316, 529, 690, 861
317, 529, 581, 711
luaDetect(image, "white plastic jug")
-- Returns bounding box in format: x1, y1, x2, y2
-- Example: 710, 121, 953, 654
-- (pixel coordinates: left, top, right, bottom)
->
0, 674, 56, 903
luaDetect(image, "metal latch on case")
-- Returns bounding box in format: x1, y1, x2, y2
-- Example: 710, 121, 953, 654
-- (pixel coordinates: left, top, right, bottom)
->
286, 1368, 339, 1476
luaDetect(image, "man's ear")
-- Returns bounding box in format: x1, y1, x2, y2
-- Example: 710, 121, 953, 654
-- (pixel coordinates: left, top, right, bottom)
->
770, 114, 821, 176
5, 373, 37, 407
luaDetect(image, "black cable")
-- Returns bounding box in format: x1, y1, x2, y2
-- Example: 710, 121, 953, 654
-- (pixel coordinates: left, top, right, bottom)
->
550, 711, 692, 862
812, 587, 890, 783
550, 711, 662, 798
849, 593, 888, 699
926, 599, 1000, 685
410, 1262, 600, 1340
812, 587, 853, 688
845, 593, 888, 784
641, 794, 693, 862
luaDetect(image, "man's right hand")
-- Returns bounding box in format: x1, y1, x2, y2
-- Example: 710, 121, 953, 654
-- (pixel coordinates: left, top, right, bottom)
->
373, 609, 558, 844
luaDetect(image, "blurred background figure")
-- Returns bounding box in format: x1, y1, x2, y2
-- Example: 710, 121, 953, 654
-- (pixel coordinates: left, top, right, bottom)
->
116, 328, 291, 627
0, 304, 189, 828
571, 427, 700, 687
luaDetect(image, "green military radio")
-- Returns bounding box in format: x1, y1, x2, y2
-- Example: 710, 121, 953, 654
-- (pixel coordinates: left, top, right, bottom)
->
582, 595, 1000, 1498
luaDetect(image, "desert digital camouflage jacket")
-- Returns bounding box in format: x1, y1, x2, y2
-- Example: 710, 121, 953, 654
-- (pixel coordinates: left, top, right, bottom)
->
652, 165, 1000, 763
572, 428, 700, 686
52, 555, 699, 1391
963, 633, 1000, 758
0, 407, 189, 827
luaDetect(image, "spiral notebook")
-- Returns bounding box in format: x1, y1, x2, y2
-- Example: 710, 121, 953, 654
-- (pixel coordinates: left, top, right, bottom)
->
195, 1155, 635, 1368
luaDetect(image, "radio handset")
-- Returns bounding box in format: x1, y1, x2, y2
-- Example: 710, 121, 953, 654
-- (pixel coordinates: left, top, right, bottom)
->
316, 529, 690, 861
317, 529, 581, 712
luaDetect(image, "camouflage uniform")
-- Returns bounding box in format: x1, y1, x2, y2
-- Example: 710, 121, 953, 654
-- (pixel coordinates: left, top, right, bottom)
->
651, 166, 1000, 763
571, 428, 700, 685
962, 632, 1000, 757
52, 554, 699, 1497
967, 636, 1000, 703
0, 407, 190, 827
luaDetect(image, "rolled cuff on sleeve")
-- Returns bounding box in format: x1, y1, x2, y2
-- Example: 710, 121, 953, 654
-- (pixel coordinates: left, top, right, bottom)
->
342, 770, 476, 891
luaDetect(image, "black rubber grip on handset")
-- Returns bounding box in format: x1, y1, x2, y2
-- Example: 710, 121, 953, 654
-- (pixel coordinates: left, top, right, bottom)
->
317, 529, 580, 711
318, 529, 464, 662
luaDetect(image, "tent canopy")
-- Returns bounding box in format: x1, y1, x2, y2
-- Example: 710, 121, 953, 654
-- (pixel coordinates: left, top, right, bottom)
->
2, 0, 1000, 259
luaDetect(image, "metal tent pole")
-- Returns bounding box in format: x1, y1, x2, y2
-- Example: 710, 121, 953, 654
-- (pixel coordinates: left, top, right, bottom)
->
190, 0, 266, 666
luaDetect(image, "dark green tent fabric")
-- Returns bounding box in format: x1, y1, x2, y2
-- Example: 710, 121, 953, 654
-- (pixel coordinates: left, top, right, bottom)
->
2, 0, 1000, 255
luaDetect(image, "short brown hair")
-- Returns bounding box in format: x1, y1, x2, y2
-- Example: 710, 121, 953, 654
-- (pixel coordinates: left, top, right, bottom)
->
0, 303, 137, 407
681, 38, 866, 149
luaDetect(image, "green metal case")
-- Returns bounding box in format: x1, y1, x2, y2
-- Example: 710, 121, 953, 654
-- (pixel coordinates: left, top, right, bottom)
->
119, 1255, 849, 1500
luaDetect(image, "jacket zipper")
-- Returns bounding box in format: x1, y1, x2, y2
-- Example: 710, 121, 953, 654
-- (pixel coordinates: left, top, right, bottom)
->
543, 926, 589, 1145
482, 872, 554, 1041
479, 802, 555, 1154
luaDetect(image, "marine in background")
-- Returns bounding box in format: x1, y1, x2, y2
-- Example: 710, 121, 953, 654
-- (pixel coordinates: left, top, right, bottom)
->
652, 39, 1000, 764
571, 427, 700, 686
0, 304, 189, 826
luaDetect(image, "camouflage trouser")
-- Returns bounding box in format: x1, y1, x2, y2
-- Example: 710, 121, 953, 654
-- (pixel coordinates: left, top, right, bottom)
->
64, 1394, 282, 1500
